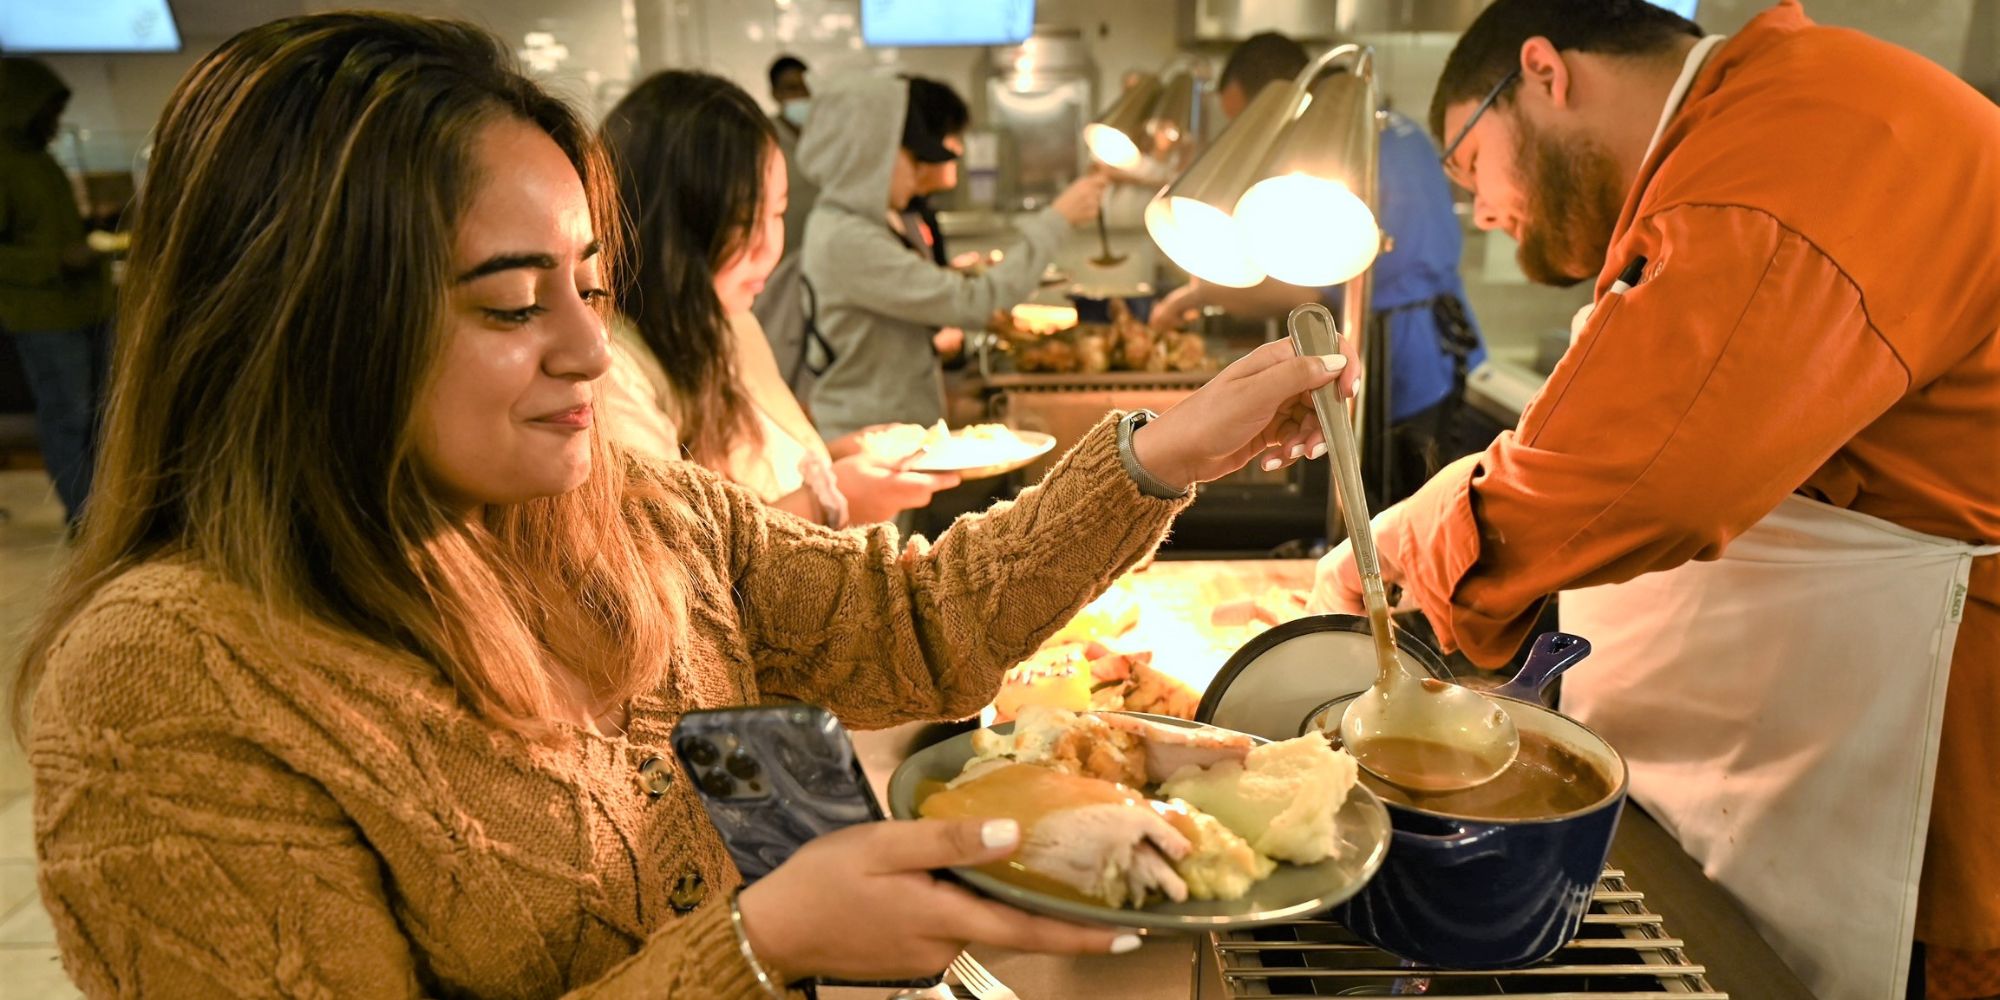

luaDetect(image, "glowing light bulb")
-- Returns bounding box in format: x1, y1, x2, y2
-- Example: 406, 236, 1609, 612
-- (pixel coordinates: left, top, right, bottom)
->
1235, 174, 1380, 287
1084, 124, 1143, 172
1146, 196, 1266, 288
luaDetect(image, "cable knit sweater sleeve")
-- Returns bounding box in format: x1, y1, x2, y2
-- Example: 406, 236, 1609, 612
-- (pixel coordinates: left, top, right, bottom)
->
30, 598, 783, 1000
672, 413, 1191, 726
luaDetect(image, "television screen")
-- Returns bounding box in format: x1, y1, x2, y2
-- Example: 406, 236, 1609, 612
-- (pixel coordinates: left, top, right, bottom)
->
1647, 0, 1700, 19
862, 0, 1035, 48
0, 0, 182, 53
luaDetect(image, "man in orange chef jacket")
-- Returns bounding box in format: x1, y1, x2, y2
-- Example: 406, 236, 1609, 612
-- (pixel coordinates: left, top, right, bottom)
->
1311, 3, 2000, 998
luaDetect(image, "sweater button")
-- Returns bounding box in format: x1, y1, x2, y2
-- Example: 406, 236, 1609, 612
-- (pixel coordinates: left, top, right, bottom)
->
668, 871, 707, 913
638, 755, 674, 798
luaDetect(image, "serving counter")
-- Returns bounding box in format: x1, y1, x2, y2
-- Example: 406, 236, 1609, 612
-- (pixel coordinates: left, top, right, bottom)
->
829, 560, 1816, 999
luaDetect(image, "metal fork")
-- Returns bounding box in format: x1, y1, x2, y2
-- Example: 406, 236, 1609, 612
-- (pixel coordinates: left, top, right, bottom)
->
947, 951, 1020, 1000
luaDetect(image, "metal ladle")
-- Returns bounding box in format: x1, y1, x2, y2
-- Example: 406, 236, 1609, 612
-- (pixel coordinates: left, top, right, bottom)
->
1090, 199, 1126, 268
1286, 303, 1518, 793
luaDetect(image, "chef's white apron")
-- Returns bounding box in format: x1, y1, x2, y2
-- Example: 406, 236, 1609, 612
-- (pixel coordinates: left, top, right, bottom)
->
1562, 497, 1995, 1000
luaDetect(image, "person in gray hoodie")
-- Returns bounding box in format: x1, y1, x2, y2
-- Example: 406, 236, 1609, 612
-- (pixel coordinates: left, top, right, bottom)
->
797, 73, 1107, 439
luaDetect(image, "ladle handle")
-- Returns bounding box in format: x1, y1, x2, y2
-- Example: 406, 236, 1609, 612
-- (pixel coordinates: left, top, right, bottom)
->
1286, 304, 1389, 616
1094, 202, 1115, 259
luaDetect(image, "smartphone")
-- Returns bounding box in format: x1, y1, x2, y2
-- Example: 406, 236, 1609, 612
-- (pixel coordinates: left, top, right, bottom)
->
672, 703, 885, 883
675, 705, 940, 991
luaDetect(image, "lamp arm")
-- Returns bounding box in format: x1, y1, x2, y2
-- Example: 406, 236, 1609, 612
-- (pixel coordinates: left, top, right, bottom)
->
1159, 52, 1214, 81
1296, 43, 1375, 91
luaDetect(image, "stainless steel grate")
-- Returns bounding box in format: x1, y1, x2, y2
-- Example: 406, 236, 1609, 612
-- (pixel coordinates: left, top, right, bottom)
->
1202, 869, 1727, 999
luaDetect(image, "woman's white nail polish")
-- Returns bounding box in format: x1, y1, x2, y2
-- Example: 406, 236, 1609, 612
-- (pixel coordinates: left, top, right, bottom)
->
1308, 442, 1328, 460
1111, 934, 1143, 954
981, 819, 1019, 849
1288, 444, 1305, 460
1317, 354, 1345, 373
1261, 456, 1283, 472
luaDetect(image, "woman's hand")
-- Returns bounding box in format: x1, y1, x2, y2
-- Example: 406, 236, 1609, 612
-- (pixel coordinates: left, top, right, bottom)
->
736, 819, 1139, 982
833, 452, 958, 524
1130, 338, 1348, 491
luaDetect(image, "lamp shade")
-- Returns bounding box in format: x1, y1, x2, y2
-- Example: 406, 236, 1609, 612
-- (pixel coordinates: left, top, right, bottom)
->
1143, 71, 1200, 170
1084, 73, 1163, 173
1234, 72, 1381, 287
1144, 79, 1303, 287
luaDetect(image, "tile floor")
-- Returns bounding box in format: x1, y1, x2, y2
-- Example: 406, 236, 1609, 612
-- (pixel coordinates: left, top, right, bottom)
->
0, 470, 83, 998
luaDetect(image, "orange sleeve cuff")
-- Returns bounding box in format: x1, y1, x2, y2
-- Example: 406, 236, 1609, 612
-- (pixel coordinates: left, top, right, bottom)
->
1396, 452, 1543, 668
1397, 455, 1483, 653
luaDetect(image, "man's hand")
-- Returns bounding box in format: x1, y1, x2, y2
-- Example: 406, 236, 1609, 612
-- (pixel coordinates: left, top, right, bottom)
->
1150, 282, 1203, 332
1309, 504, 1411, 614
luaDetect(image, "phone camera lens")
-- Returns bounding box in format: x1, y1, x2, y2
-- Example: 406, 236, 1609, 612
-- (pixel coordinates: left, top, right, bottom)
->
699, 769, 735, 798
725, 750, 762, 780
680, 737, 720, 767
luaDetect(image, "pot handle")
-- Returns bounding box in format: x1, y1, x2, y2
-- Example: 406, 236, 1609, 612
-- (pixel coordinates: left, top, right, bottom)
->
1490, 632, 1592, 705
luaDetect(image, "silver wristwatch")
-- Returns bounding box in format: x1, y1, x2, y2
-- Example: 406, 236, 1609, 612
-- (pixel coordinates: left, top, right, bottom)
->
1117, 409, 1191, 500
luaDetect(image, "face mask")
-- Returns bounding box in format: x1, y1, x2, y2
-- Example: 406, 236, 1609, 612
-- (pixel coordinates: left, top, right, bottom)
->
781, 98, 811, 129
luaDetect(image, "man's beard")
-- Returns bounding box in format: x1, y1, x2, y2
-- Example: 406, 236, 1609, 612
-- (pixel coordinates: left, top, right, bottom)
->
1512, 114, 1627, 287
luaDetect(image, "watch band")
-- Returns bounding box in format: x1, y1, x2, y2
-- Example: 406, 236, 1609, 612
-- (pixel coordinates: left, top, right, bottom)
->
1117, 409, 1191, 500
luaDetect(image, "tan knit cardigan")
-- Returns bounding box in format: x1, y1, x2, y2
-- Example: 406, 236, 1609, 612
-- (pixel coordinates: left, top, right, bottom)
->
28, 417, 1186, 998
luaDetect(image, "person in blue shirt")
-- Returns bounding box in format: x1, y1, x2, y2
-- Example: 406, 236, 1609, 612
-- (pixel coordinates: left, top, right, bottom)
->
1154, 32, 1500, 503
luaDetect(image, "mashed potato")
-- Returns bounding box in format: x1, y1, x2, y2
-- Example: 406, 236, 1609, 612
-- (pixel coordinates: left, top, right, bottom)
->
1171, 802, 1278, 900
1159, 731, 1358, 865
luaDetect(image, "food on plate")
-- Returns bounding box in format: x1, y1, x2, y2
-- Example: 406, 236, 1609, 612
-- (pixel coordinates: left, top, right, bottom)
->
972, 705, 1148, 787
971, 705, 1254, 787
912, 423, 1041, 470
1099, 711, 1254, 783
854, 420, 945, 465
1174, 803, 1279, 901
921, 762, 1193, 907
929, 711, 1357, 909
1160, 731, 1359, 865
856, 422, 1042, 472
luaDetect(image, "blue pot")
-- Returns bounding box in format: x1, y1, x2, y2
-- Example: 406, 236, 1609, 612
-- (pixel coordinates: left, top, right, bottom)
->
1315, 691, 1628, 969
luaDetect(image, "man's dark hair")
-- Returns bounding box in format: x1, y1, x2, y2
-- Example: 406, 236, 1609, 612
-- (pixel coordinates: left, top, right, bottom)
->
1429, 0, 1702, 140
767, 54, 807, 89
1219, 31, 1309, 97
906, 76, 970, 136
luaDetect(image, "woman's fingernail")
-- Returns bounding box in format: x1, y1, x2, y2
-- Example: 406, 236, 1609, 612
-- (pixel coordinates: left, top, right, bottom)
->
1308, 442, 1328, 460
1288, 444, 1305, 460
1261, 456, 1283, 472
1317, 354, 1345, 373
981, 819, 1019, 849
1111, 934, 1143, 954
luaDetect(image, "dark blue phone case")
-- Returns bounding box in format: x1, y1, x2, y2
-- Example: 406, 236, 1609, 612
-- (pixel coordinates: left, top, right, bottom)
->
673, 704, 940, 991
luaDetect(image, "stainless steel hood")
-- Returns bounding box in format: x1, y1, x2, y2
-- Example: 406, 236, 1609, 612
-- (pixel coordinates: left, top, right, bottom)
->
1180, 0, 1486, 43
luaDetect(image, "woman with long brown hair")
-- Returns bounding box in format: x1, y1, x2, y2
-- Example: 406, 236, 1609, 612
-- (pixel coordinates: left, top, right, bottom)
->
14, 12, 1342, 997
597, 69, 949, 526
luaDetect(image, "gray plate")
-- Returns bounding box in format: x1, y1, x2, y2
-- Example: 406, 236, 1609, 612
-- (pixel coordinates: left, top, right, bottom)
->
885, 712, 1392, 932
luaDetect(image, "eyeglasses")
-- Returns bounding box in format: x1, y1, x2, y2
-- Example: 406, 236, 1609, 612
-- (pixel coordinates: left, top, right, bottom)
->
1439, 68, 1520, 189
